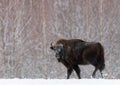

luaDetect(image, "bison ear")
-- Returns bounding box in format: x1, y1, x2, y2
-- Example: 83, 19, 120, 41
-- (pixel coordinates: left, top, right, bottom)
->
50, 42, 54, 50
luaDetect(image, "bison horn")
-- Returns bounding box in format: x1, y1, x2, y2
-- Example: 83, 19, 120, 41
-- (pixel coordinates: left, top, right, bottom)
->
50, 42, 54, 49
51, 42, 53, 47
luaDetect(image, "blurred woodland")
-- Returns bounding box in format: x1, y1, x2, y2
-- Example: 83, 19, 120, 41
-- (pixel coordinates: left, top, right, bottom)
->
0, 0, 120, 78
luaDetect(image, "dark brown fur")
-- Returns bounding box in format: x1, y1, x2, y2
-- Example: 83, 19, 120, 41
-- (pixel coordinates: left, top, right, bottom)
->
50, 39, 105, 79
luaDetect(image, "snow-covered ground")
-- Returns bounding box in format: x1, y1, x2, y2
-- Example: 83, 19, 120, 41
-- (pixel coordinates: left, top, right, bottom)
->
0, 79, 119, 85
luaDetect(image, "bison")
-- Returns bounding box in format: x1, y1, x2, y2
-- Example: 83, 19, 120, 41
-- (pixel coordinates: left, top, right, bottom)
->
50, 39, 105, 79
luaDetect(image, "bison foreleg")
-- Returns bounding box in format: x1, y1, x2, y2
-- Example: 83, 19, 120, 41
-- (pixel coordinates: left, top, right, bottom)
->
67, 68, 73, 79
73, 65, 81, 79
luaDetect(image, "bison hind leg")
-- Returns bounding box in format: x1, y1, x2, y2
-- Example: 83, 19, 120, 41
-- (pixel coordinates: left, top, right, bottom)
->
99, 63, 105, 78
99, 70, 103, 78
92, 62, 105, 78
92, 67, 98, 78
91, 61, 100, 78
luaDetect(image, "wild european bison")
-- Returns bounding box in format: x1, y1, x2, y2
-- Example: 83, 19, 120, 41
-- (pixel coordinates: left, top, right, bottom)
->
50, 39, 105, 79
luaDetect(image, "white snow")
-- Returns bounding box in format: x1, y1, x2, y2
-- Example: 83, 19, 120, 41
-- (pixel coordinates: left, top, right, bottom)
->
0, 79, 119, 85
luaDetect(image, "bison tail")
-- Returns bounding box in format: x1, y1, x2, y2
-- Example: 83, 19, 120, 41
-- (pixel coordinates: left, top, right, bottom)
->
98, 42, 105, 71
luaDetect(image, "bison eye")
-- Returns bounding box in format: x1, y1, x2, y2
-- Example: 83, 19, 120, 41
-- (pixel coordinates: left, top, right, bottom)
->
54, 48, 61, 54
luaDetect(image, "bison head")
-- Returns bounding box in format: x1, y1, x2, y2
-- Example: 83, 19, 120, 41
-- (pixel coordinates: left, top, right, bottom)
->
50, 42, 65, 61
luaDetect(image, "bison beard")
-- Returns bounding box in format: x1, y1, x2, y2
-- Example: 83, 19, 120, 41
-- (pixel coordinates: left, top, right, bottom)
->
50, 39, 105, 79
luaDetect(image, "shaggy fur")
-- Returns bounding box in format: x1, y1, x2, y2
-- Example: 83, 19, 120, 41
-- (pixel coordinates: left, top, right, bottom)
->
50, 39, 105, 79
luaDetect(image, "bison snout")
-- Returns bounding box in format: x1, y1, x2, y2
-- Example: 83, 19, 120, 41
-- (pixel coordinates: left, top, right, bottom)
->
50, 46, 54, 50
